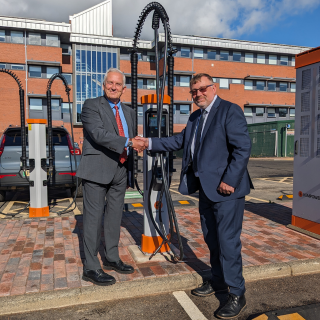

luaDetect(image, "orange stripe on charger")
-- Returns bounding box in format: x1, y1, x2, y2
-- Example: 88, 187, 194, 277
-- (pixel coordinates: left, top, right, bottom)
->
29, 206, 49, 218
141, 94, 171, 105
292, 215, 320, 236
141, 234, 170, 254
26, 119, 47, 124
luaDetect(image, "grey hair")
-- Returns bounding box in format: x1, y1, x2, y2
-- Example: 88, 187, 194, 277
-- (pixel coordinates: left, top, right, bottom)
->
103, 68, 126, 86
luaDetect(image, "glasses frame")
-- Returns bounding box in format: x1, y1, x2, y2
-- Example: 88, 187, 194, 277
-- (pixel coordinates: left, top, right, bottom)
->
189, 84, 214, 95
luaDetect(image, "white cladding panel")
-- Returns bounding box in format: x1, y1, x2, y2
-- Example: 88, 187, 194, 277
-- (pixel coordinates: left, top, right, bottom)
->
165, 34, 310, 55
0, 16, 70, 33
70, 0, 112, 37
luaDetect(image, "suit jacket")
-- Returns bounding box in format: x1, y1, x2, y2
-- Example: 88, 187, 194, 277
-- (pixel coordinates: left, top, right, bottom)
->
76, 96, 135, 187
151, 96, 252, 202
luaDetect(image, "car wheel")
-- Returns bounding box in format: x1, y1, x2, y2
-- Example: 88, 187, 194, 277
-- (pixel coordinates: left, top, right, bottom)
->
71, 183, 83, 198
0, 191, 6, 202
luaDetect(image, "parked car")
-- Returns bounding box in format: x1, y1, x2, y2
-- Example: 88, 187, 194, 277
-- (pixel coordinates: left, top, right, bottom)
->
0, 125, 82, 202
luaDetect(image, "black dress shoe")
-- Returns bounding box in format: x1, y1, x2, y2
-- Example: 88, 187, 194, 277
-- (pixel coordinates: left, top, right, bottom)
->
82, 269, 116, 286
191, 281, 229, 297
103, 259, 134, 274
216, 293, 246, 319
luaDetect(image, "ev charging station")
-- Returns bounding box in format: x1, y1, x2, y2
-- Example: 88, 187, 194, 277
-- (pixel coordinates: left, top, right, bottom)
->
292, 46, 320, 236
130, 2, 184, 260
27, 119, 49, 217
141, 94, 171, 254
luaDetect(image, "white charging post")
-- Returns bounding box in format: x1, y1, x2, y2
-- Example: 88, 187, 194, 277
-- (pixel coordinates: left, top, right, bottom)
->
27, 119, 49, 218
140, 94, 171, 254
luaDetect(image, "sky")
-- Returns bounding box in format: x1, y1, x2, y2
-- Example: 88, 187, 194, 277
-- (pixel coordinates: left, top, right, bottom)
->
0, 0, 319, 48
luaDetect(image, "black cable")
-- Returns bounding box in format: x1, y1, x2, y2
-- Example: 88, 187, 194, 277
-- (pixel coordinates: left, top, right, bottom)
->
46, 74, 79, 215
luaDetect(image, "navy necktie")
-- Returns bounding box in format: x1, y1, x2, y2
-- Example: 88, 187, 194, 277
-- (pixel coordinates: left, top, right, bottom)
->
193, 110, 207, 173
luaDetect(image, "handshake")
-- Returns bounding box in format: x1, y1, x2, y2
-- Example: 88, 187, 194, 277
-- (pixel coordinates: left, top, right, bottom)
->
130, 136, 149, 152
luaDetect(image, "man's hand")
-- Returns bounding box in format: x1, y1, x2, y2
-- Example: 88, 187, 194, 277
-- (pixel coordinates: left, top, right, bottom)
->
217, 181, 235, 195
130, 137, 147, 152
134, 136, 149, 149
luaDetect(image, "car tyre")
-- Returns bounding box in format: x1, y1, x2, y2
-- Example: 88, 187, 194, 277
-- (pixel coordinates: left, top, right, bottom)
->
0, 191, 6, 202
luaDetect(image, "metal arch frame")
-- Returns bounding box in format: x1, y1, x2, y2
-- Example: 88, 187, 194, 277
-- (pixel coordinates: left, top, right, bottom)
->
130, 2, 183, 261
0, 68, 27, 172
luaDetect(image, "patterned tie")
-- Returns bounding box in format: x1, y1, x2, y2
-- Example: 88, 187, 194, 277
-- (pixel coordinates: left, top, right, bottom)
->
193, 109, 207, 173
114, 105, 128, 164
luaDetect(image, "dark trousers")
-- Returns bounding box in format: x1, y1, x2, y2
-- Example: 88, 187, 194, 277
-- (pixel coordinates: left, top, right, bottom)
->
199, 184, 245, 296
82, 163, 127, 270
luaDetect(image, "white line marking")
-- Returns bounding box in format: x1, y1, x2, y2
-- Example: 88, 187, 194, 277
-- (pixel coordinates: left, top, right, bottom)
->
245, 196, 269, 203
173, 291, 208, 320
169, 188, 199, 202
0, 192, 20, 215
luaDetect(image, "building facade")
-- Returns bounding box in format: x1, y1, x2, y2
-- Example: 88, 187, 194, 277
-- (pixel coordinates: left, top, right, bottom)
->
0, 0, 311, 147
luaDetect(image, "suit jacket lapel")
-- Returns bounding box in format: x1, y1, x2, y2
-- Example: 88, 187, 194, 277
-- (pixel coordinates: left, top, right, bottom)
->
186, 109, 201, 155
100, 96, 119, 134
121, 103, 133, 137
201, 96, 221, 142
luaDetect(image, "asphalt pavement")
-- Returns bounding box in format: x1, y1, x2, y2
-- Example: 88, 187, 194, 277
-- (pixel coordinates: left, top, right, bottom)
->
2, 273, 319, 320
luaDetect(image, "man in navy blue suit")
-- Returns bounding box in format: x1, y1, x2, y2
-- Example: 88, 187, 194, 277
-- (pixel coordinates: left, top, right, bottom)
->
136, 73, 252, 319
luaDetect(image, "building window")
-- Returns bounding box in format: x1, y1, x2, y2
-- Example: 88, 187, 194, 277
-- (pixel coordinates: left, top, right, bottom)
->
245, 53, 253, 63
0, 63, 5, 68
194, 48, 203, 59
244, 107, 253, 117
289, 109, 295, 117
46, 34, 59, 47
291, 83, 296, 92
267, 108, 276, 118
62, 102, 72, 113
29, 66, 42, 78
219, 78, 229, 89
137, 106, 143, 117
137, 79, 143, 89
279, 108, 287, 117
180, 105, 190, 115
256, 81, 265, 90
220, 51, 229, 61
147, 79, 156, 89
292, 57, 295, 67
257, 54, 265, 64
279, 82, 287, 92
11, 31, 23, 44
11, 65, 24, 70
207, 50, 216, 59
181, 47, 190, 58
256, 107, 264, 116
0, 30, 5, 42
146, 51, 155, 62
233, 52, 241, 62
62, 73, 72, 85
269, 55, 277, 65
51, 99, 60, 111
46, 67, 59, 78
29, 98, 42, 110
280, 56, 289, 66
244, 80, 253, 90
173, 105, 176, 114
180, 76, 190, 87
268, 82, 276, 91
29, 32, 41, 45
61, 44, 72, 55
232, 79, 241, 84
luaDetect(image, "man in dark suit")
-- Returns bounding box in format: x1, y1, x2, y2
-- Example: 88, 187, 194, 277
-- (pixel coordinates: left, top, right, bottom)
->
76, 68, 145, 286
136, 73, 252, 319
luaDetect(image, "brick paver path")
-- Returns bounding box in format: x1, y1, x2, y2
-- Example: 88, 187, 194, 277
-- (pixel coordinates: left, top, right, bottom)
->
0, 202, 319, 297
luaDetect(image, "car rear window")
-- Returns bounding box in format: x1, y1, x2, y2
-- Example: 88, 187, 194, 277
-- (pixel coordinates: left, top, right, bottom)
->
4, 128, 68, 146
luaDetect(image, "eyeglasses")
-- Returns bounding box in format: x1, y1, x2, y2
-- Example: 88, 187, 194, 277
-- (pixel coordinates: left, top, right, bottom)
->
189, 84, 214, 95
105, 81, 124, 89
